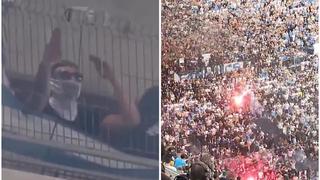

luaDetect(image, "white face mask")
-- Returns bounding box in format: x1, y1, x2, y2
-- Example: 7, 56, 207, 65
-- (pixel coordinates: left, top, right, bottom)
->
49, 78, 81, 99
49, 78, 82, 121
49, 98, 78, 121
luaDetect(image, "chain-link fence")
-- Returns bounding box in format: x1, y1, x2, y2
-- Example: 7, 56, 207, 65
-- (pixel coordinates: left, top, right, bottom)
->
2, 0, 159, 179
3, 0, 159, 95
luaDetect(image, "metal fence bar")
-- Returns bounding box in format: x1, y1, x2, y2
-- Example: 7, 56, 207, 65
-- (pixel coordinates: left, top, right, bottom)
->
142, 39, 147, 92
122, 34, 133, 111
3, 131, 158, 168
3, 12, 158, 94
3, 156, 145, 180
15, 9, 22, 74
2, 106, 159, 169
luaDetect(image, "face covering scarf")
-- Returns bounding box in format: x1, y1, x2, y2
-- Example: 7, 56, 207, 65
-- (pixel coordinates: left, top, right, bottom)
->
48, 78, 81, 121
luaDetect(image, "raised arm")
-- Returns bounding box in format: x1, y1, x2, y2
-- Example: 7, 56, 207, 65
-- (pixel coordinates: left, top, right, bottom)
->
24, 28, 61, 112
89, 55, 141, 129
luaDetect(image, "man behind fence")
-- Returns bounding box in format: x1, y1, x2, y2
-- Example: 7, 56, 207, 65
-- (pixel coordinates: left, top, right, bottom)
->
16, 27, 158, 157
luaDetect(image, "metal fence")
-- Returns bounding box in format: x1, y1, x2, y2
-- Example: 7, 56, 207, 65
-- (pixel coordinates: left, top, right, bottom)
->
3, 0, 159, 96
2, 0, 159, 179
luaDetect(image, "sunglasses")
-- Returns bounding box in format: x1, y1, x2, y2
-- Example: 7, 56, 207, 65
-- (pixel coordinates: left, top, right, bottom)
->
53, 71, 83, 82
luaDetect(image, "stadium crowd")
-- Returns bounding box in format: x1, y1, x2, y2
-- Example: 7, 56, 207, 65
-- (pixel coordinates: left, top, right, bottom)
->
161, 0, 318, 179
162, 0, 317, 73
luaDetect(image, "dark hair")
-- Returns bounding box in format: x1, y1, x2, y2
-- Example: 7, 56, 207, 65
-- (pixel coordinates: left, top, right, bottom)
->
161, 173, 172, 180
51, 60, 79, 75
181, 153, 188, 159
138, 86, 159, 127
190, 163, 207, 180
175, 174, 189, 180
163, 146, 176, 163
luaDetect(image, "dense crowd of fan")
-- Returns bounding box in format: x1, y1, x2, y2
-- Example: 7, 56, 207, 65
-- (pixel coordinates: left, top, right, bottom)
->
162, 0, 317, 67
161, 0, 318, 179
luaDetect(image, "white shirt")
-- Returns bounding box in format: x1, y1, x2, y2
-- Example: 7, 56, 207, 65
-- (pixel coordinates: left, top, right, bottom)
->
284, 103, 290, 110
283, 126, 287, 135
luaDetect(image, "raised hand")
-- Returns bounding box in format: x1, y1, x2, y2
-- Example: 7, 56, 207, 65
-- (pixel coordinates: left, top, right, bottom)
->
43, 28, 61, 64
25, 28, 62, 112
89, 54, 115, 81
